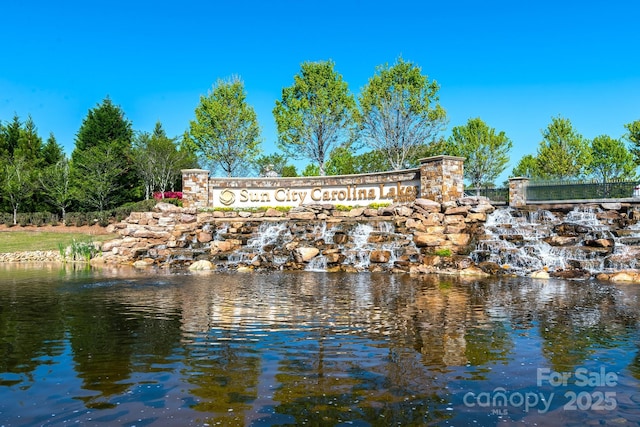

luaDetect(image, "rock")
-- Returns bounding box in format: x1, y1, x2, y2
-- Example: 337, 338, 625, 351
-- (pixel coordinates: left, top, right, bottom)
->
584, 238, 614, 248
189, 260, 214, 270
597, 271, 640, 283
370, 250, 391, 263
459, 266, 490, 276
395, 206, 413, 217
181, 213, 197, 223
295, 247, 320, 262
544, 235, 580, 246
414, 232, 446, 247
264, 208, 285, 217
444, 215, 465, 225
601, 202, 621, 210
405, 218, 425, 231
446, 233, 470, 246
154, 202, 182, 213
288, 212, 316, 220
133, 259, 155, 268
197, 232, 213, 243
551, 269, 591, 280
414, 198, 441, 213
530, 270, 550, 279
444, 205, 469, 216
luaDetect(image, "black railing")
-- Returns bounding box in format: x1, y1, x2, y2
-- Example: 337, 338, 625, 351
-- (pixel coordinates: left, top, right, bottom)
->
526, 179, 637, 201
476, 187, 509, 204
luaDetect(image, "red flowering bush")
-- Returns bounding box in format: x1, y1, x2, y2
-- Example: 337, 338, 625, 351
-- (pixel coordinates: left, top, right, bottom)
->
153, 191, 183, 200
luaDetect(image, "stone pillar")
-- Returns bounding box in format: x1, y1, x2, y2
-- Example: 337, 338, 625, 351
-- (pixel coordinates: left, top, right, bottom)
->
419, 156, 465, 203
182, 169, 210, 209
509, 177, 529, 207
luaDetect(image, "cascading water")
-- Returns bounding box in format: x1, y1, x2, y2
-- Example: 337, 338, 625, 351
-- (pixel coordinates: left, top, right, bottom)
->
226, 222, 293, 266
306, 221, 416, 272
474, 206, 640, 277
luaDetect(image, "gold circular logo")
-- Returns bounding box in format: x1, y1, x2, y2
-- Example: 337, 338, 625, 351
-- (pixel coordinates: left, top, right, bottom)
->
219, 189, 235, 206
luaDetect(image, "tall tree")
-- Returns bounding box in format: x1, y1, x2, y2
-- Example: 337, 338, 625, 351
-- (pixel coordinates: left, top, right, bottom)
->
1, 114, 22, 158
358, 57, 447, 170
1, 156, 34, 224
133, 122, 190, 199
254, 153, 294, 177
273, 60, 357, 176
511, 154, 539, 178
446, 118, 512, 193
74, 145, 127, 212
535, 116, 591, 180
71, 97, 136, 208
589, 135, 636, 183
39, 157, 73, 220
189, 77, 262, 177
625, 119, 640, 164
15, 115, 43, 163
41, 132, 65, 166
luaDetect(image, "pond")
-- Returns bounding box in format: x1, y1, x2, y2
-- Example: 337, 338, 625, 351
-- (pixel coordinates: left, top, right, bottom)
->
0, 264, 639, 426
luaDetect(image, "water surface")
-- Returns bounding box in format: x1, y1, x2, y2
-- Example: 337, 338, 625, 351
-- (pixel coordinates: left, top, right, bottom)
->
1, 264, 639, 426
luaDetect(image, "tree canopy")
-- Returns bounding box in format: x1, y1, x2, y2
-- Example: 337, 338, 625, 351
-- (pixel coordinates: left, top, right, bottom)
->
589, 135, 636, 183
71, 97, 137, 209
273, 60, 357, 176
446, 117, 512, 192
189, 77, 262, 177
358, 57, 447, 170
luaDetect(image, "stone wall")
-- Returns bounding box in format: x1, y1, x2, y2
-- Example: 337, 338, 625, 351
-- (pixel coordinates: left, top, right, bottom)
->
419, 156, 465, 203
182, 156, 465, 209
99, 198, 495, 275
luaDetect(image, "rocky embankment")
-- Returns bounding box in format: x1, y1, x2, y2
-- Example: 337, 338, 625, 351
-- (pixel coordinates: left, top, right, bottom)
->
0, 251, 61, 263
99, 198, 495, 275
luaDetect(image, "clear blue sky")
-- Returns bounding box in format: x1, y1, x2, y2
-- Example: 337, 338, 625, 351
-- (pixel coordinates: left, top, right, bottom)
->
2, 0, 639, 183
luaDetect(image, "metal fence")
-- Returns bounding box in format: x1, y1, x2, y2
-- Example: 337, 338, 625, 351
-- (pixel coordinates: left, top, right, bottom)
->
476, 188, 509, 204
526, 179, 637, 201
474, 179, 638, 204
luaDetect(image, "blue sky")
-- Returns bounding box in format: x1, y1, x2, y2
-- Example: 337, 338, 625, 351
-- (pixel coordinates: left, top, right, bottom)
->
1, 0, 639, 182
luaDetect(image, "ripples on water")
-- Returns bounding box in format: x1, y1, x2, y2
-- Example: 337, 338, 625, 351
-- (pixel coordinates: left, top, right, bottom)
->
0, 264, 639, 426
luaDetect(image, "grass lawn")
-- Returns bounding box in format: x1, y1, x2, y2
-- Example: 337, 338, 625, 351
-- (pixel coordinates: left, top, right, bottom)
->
0, 231, 115, 253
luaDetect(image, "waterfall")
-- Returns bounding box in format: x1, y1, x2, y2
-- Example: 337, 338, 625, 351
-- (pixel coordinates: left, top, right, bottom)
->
474, 206, 640, 276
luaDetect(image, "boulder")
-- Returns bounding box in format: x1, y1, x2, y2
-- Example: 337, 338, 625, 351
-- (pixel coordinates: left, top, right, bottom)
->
295, 247, 320, 262
370, 250, 391, 263
189, 260, 214, 271
414, 198, 441, 213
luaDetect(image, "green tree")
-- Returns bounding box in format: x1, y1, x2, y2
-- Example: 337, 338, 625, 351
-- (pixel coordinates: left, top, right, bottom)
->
189, 77, 261, 177
511, 154, 539, 178
254, 153, 295, 177
447, 118, 512, 193
0, 114, 22, 158
1, 156, 34, 224
39, 157, 73, 220
15, 115, 43, 163
71, 97, 137, 208
273, 60, 357, 176
41, 132, 64, 166
74, 145, 127, 212
358, 57, 447, 170
589, 135, 636, 183
535, 116, 591, 180
625, 119, 640, 163
133, 122, 189, 199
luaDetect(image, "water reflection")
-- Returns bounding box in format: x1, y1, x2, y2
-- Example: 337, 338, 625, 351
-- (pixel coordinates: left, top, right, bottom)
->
0, 265, 639, 426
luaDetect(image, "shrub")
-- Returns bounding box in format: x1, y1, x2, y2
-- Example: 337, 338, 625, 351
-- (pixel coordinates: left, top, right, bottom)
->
153, 191, 183, 200
434, 248, 452, 257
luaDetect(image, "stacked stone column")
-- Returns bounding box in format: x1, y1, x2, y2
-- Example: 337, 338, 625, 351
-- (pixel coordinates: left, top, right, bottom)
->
508, 177, 529, 207
419, 156, 465, 203
182, 169, 210, 209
